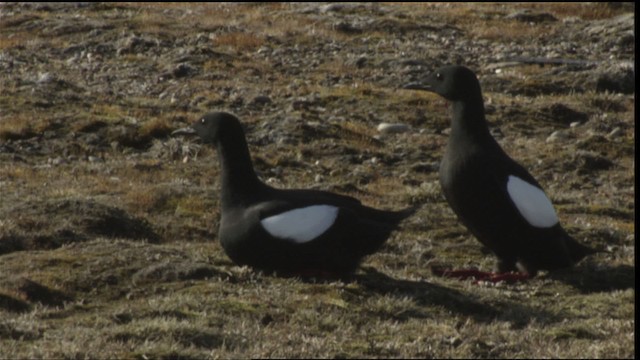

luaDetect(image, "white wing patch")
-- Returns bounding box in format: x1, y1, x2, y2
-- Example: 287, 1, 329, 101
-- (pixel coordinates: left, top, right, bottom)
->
260, 205, 339, 243
507, 175, 558, 228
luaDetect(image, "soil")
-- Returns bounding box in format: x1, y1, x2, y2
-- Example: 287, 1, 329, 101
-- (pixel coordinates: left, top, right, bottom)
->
0, 3, 634, 358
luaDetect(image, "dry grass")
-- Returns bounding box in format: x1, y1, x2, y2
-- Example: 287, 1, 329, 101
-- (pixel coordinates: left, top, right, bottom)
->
395, 2, 631, 41
0, 2, 634, 359
212, 32, 265, 51
0, 32, 30, 50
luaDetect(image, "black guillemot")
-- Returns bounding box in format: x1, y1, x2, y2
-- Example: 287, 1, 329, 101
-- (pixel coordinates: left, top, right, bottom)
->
173, 112, 416, 277
405, 65, 596, 281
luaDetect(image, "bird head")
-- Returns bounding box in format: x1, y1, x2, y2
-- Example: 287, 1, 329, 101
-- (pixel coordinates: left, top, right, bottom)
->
172, 112, 241, 144
404, 65, 482, 102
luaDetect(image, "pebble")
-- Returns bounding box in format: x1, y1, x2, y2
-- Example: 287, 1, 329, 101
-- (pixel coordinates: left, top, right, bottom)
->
546, 130, 572, 143
48, 157, 66, 165
607, 127, 624, 138
377, 123, 410, 134
37, 72, 55, 84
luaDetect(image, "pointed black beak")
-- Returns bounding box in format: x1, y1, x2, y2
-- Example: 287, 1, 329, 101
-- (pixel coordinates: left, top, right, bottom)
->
171, 126, 197, 136
403, 82, 433, 92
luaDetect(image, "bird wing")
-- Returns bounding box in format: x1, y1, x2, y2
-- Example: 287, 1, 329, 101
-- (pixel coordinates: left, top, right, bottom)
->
491, 154, 558, 228
260, 204, 340, 243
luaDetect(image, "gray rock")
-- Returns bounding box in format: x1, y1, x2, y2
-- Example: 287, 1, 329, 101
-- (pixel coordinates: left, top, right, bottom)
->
377, 123, 410, 134
607, 127, 624, 138
546, 130, 572, 143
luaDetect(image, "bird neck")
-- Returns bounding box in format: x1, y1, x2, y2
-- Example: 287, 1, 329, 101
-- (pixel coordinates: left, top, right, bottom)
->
449, 97, 494, 146
215, 133, 266, 210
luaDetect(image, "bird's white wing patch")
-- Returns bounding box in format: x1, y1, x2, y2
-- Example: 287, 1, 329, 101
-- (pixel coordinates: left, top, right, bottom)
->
507, 175, 558, 228
260, 205, 339, 243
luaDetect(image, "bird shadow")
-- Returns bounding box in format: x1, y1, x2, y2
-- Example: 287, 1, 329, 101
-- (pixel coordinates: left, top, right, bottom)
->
546, 262, 635, 293
350, 267, 560, 328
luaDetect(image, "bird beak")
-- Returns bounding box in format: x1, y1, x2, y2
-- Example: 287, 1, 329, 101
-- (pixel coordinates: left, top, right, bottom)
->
171, 126, 197, 136
402, 82, 433, 92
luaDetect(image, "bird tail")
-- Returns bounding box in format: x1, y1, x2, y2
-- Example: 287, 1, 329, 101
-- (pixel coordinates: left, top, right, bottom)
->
356, 205, 419, 255
365, 205, 419, 225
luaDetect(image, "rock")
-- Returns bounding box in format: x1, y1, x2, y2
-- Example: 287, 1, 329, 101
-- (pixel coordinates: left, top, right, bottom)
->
377, 123, 410, 134
48, 156, 66, 165
546, 130, 572, 143
607, 127, 624, 138
36, 72, 55, 84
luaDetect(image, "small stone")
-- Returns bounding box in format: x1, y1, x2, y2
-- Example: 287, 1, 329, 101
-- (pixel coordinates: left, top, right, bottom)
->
377, 123, 410, 134
570, 121, 582, 128
37, 72, 55, 84
607, 127, 624, 138
48, 157, 65, 165
546, 130, 571, 143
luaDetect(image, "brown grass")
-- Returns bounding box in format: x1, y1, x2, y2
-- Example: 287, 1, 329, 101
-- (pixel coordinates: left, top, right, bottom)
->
0, 2, 634, 359
212, 32, 265, 51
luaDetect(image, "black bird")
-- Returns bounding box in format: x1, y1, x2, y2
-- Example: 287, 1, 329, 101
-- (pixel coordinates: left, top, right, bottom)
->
405, 65, 596, 279
172, 112, 415, 276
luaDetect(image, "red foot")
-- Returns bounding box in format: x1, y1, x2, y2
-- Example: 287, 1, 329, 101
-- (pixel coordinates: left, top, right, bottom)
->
484, 272, 530, 284
431, 266, 530, 284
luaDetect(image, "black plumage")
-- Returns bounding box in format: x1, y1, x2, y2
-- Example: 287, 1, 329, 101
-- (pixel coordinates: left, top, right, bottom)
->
405, 65, 596, 276
173, 112, 415, 276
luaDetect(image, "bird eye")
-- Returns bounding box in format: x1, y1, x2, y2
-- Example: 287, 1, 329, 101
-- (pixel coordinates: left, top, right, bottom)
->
436, 73, 443, 80
200, 118, 205, 123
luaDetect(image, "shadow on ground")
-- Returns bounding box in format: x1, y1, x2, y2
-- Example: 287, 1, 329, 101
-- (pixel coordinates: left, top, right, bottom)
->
548, 263, 635, 293
354, 267, 560, 328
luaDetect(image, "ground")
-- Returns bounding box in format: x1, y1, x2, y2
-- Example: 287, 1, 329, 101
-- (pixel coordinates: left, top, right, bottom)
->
0, 3, 635, 358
